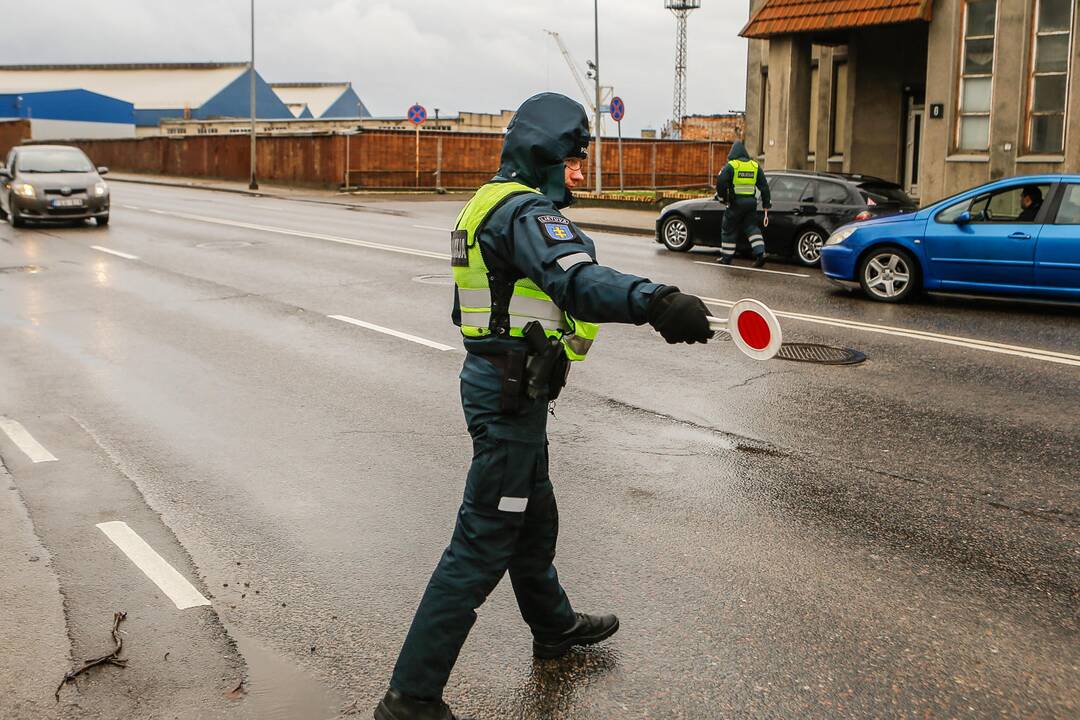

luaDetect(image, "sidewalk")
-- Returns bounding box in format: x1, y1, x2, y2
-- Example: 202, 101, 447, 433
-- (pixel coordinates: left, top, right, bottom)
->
108, 172, 658, 236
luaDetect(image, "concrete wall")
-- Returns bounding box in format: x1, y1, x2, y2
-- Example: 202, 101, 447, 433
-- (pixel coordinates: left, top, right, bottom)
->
743, 0, 768, 160
744, 0, 1080, 203
921, 0, 1080, 203
28, 118, 135, 140
845, 24, 928, 183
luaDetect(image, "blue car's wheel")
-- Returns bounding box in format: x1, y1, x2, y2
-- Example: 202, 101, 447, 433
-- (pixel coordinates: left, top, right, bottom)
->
858, 247, 918, 302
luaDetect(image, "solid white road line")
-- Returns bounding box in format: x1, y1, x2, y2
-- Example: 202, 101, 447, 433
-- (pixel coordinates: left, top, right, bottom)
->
328, 315, 455, 352
693, 260, 809, 278
96, 521, 210, 610
90, 245, 139, 260
701, 296, 1080, 368
0, 417, 58, 463
138, 207, 449, 261
412, 224, 451, 232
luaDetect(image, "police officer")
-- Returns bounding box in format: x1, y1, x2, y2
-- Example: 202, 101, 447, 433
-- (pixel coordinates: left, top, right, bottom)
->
374, 93, 714, 720
715, 141, 771, 268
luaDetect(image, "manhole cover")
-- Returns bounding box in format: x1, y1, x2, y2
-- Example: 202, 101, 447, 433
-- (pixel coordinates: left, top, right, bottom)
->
776, 342, 866, 365
413, 274, 454, 285
196, 240, 253, 249
0, 265, 43, 274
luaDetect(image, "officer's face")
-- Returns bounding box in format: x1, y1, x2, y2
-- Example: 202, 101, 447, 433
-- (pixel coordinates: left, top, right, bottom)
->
564, 158, 585, 189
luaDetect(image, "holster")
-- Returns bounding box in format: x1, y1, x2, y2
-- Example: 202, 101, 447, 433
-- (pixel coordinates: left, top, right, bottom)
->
523, 322, 570, 403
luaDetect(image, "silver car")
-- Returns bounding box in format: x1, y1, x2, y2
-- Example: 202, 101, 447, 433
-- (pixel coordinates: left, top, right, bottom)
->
0, 145, 110, 227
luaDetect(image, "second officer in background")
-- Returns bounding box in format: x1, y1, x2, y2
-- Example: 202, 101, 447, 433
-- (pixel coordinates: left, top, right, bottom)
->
716, 140, 771, 268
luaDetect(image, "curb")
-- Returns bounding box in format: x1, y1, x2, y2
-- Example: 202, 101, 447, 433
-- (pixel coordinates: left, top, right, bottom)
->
109, 175, 658, 237
109, 176, 272, 197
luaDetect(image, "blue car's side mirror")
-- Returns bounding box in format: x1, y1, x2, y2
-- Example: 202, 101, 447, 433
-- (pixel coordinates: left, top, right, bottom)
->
955, 211, 972, 225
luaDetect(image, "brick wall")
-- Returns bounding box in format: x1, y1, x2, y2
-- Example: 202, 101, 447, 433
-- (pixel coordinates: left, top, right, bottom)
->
0, 119, 32, 160
65, 130, 730, 190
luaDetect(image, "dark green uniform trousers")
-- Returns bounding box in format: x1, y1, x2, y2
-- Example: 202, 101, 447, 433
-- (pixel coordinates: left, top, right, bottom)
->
720, 195, 765, 260
390, 352, 577, 700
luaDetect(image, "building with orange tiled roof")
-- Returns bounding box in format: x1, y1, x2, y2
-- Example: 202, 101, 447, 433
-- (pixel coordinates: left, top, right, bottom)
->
740, 0, 1079, 202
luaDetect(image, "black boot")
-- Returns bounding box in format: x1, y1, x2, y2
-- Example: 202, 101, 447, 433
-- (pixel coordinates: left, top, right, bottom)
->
717, 255, 733, 265
374, 689, 474, 720
752, 254, 766, 268
533, 612, 620, 659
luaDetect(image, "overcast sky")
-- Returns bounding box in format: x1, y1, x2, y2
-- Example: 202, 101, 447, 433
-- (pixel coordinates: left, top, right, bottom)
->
6, 1, 751, 136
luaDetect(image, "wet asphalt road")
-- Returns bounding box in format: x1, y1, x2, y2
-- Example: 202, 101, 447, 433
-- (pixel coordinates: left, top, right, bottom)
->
0, 182, 1077, 720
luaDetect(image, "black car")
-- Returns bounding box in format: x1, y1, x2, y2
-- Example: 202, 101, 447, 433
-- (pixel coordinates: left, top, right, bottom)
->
0, 145, 110, 227
655, 171, 917, 266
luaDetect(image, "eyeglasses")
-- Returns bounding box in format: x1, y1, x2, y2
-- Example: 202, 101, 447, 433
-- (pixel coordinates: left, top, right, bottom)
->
564, 158, 583, 171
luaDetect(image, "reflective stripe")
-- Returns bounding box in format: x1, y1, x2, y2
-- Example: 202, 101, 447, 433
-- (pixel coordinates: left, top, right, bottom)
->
457, 287, 491, 308
721, 243, 737, 249
556, 252, 593, 271
498, 496, 529, 512
564, 334, 593, 356
458, 312, 563, 333
749, 234, 764, 243
734, 186, 756, 194
508, 295, 564, 323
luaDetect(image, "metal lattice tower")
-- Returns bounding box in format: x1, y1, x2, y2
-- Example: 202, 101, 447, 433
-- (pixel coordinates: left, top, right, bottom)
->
666, 0, 700, 139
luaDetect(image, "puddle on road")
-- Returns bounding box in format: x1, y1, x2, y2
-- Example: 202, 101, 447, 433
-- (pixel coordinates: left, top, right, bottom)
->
227, 624, 344, 720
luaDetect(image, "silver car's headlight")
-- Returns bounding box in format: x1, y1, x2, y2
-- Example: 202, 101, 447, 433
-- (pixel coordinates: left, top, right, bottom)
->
825, 226, 857, 246
13, 182, 35, 198
93, 181, 109, 197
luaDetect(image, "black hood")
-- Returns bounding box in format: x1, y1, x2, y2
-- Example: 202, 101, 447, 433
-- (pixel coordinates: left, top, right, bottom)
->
498, 93, 591, 208
727, 140, 751, 162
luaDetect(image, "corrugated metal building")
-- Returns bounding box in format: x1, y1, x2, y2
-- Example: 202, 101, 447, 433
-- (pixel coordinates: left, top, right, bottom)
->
270, 82, 371, 119
0, 89, 134, 139
0, 63, 294, 137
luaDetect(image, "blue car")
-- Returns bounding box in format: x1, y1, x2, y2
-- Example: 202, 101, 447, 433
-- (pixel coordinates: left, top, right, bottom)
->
820, 175, 1080, 302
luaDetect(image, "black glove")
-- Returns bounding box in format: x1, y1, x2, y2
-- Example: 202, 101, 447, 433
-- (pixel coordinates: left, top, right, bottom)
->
647, 286, 713, 344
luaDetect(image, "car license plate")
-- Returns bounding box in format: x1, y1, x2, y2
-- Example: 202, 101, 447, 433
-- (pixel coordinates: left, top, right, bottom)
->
51, 198, 84, 208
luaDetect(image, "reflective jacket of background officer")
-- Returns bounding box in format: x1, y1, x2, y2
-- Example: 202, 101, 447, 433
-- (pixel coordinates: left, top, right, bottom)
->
375, 92, 714, 720
716, 141, 771, 268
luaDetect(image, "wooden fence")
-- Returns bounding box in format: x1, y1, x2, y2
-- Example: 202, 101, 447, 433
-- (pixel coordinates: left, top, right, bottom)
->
63, 130, 731, 191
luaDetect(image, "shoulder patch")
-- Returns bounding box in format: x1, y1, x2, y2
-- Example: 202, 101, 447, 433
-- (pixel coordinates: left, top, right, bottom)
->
535, 214, 577, 243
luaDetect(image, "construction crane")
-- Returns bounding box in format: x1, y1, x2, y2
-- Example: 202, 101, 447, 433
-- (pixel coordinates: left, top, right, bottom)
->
666, 0, 700, 139
543, 29, 611, 136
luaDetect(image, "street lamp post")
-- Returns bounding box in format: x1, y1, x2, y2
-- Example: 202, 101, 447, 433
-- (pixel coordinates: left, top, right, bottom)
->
248, 0, 258, 190
593, 0, 602, 194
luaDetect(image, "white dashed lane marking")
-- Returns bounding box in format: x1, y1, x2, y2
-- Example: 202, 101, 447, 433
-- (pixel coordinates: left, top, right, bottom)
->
91, 245, 139, 260
693, 260, 809, 278
702, 297, 1080, 368
328, 315, 456, 352
0, 416, 58, 463
96, 521, 210, 610
412, 224, 451, 232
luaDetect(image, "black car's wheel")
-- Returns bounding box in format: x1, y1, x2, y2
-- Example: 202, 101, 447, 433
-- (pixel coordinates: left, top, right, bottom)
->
660, 215, 693, 252
793, 227, 825, 267
858, 247, 919, 302
7, 196, 25, 228
97, 214, 110, 227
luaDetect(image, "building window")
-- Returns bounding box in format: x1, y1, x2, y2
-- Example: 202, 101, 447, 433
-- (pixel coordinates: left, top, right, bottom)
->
1026, 0, 1074, 154
957, 0, 997, 151
830, 61, 848, 156
809, 63, 820, 157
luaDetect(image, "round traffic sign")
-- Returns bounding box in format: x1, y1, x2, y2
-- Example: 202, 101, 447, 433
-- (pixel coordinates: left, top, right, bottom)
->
610, 96, 625, 122
407, 104, 427, 125
728, 298, 782, 360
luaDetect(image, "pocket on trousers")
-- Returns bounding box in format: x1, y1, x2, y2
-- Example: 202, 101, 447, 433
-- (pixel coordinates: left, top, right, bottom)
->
463, 437, 541, 517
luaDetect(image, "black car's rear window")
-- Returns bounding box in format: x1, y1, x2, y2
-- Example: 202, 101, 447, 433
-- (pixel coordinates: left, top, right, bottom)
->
859, 183, 915, 206
17, 148, 93, 173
